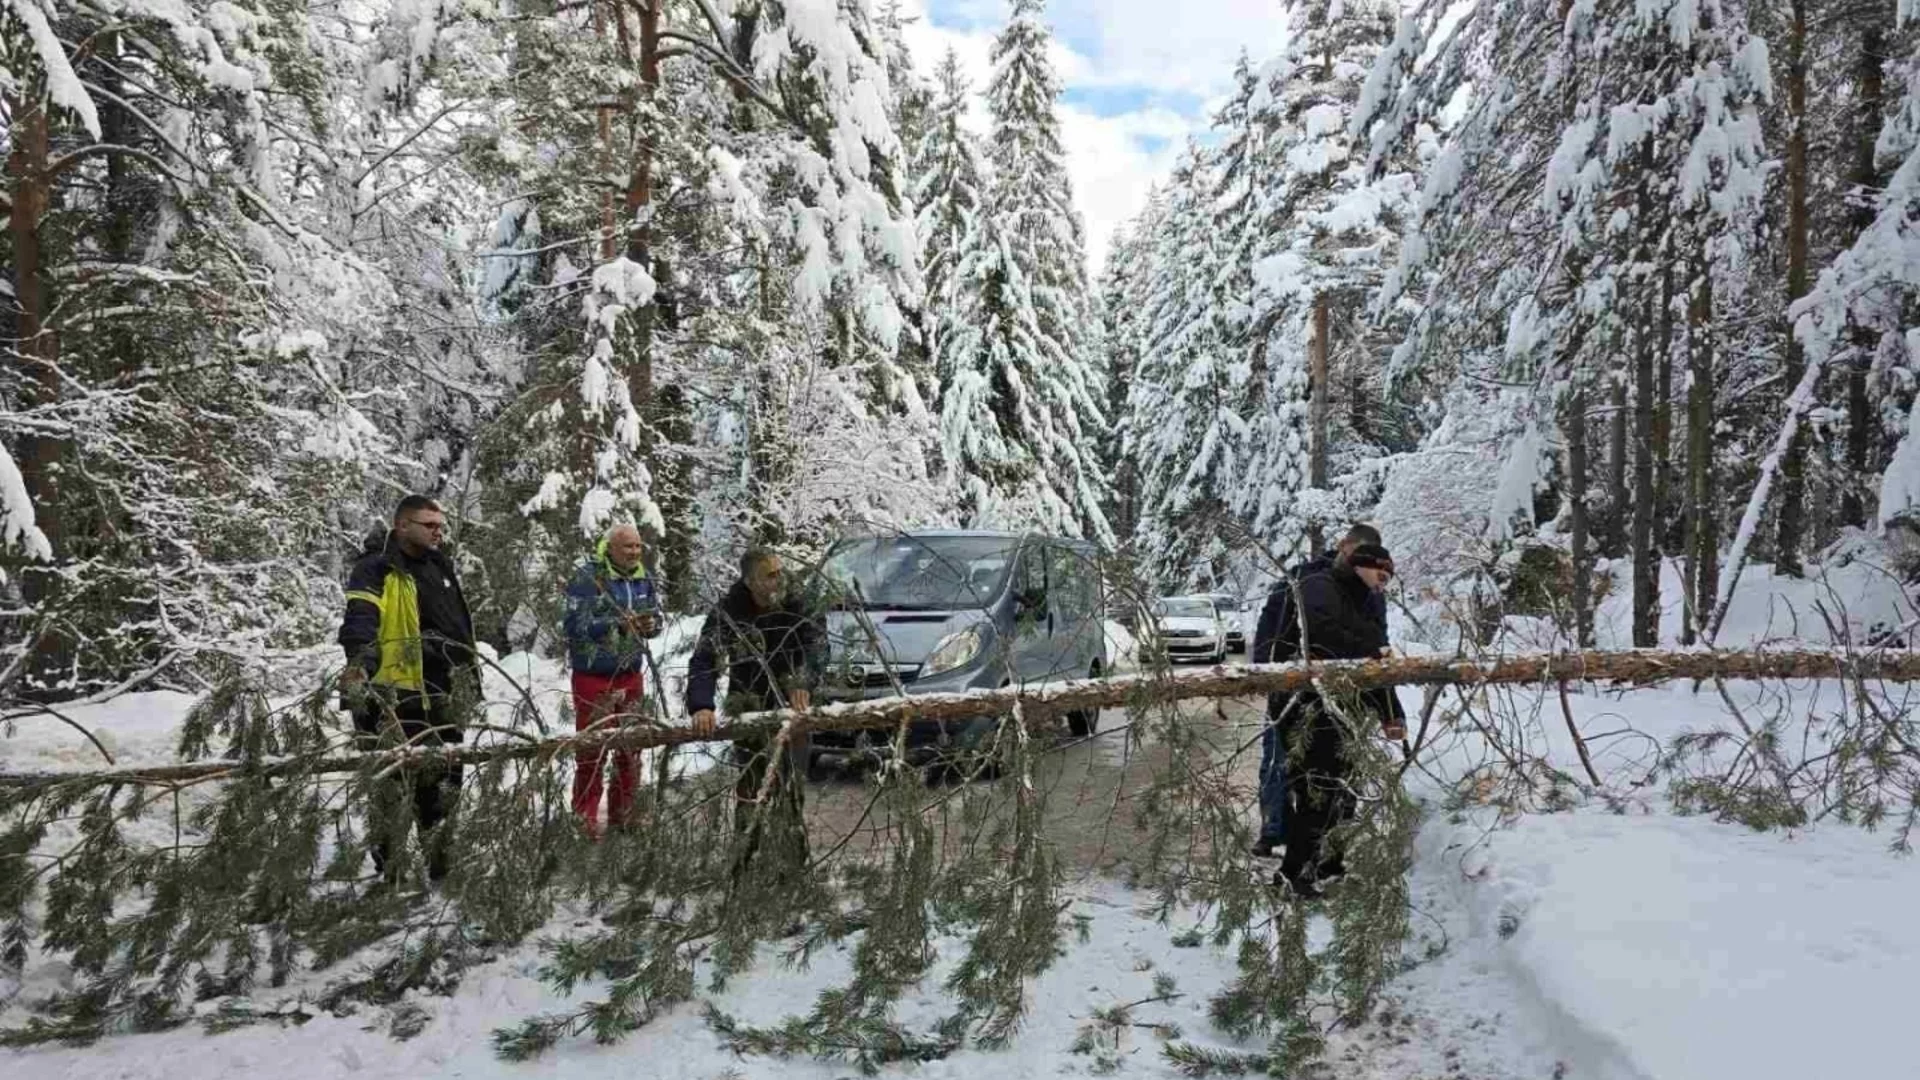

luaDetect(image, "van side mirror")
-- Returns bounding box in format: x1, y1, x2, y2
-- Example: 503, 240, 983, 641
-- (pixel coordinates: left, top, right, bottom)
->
1017, 586, 1047, 614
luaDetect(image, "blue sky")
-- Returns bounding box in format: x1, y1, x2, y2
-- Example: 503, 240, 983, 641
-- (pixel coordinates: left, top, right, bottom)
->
896, 0, 1293, 269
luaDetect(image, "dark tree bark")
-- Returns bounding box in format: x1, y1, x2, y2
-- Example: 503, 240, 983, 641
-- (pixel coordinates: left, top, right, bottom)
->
1656, 257, 1677, 552
6, 92, 68, 684
1607, 368, 1628, 557
1776, 0, 1812, 574
1308, 294, 1330, 557
1684, 243, 1719, 645
1632, 275, 1661, 646
1567, 384, 1594, 647
1842, 16, 1887, 529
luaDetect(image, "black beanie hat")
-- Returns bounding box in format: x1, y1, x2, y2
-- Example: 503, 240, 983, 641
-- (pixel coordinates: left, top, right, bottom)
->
1347, 543, 1395, 575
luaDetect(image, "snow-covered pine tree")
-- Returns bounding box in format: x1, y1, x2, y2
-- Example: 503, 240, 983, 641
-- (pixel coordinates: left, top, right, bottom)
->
1357, 0, 1768, 641
1798, 3, 1918, 530
464, 0, 936, 610
917, 49, 991, 412
0, 0, 420, 693
1237, 0, 1410, 560
1126, 145, 1251, 589
879, 0, 935, 172
1099, 193, 1166, 549
941, 0, 1113, 542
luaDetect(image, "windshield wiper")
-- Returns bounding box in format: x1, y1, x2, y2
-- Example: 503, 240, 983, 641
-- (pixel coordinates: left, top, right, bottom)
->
840, 600, 952, 612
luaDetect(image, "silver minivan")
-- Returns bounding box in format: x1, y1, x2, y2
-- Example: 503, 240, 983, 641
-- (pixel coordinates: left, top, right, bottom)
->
809, 530, 1109, 769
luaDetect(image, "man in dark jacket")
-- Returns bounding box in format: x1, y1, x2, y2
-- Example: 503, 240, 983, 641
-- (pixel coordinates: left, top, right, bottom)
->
339, 495, 478, 885
1270, 543, 1406, 898
564, 523, 662, 837
686, 548, 823, 875
1249, 524, 1385, 857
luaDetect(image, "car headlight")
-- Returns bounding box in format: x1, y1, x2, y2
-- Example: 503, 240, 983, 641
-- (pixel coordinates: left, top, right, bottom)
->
923, 622, 987, 677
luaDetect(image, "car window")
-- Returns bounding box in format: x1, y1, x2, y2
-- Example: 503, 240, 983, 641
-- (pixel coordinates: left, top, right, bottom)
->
1048, 545, 1098, 627
1016, 541, 1047, 598
822, 535, 1018, 610
1152, 598, 1215, 618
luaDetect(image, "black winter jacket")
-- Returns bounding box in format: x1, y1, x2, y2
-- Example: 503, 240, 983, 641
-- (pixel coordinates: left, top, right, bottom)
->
1251, 554, 1388, 665
339, 530, 477, 696
684, 582, 822, 715
1262, 563, 1405, 726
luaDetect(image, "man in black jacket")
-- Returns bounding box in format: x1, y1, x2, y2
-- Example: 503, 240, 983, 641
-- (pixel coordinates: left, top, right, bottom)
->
1249, 524, 1384, 858
1270, 543, 1406, 898
339, 495, 478, 885
686, 548, 823, 876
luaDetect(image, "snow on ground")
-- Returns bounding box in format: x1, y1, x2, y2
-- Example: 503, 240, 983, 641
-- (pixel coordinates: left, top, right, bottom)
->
6, 572, 1919, 1078
1429, 806, 1920, 1080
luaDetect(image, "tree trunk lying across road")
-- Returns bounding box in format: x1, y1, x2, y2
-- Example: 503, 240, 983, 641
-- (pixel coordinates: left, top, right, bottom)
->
5, 648, 1917, 792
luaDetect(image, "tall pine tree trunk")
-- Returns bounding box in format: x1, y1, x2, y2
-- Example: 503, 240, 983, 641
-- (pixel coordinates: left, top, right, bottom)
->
6, 91, 67, 686
1632, 277, 1661, 646
1684, 244, 1718, 645
1841, 17, 1887, 529
1628, 56, 1663, 646
1567, 383, 1594, 647
1776, 0, 1812, 574
596, 1, 618, 263
1607, 368, 1628, 556
1655, 258, 1676, 552
1308, 294, 1330, 557
622, 0, 661, 409
618, 0, 696, 597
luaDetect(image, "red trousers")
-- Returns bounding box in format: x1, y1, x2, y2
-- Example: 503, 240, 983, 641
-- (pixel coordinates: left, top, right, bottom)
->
571, 670, 643, 835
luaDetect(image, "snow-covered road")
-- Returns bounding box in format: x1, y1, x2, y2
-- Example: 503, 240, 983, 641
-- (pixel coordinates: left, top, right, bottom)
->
7, 586, 1919, 1078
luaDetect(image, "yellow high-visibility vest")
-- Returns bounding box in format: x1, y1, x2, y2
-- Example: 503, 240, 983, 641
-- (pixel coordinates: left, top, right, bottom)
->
345, 570, 425, 691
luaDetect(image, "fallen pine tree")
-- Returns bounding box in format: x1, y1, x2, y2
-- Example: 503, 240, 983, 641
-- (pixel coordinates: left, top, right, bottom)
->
3, 643, 1916, 1060
5, 646, 1918, 792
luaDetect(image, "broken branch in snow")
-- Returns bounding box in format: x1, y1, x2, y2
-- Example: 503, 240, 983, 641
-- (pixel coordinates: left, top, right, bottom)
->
7, 648, 1920, 793
1708, 357, 1829, 643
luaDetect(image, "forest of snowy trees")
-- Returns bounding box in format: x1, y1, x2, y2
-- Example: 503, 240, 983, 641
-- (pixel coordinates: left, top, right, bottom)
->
11, 3, 1920, 1073
6, 0, 1920, 690
1112, 0, 1920, 648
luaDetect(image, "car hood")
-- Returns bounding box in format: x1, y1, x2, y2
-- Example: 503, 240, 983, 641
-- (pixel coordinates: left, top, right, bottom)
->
826, 609, 987, 668
1157, 616, 1218, 633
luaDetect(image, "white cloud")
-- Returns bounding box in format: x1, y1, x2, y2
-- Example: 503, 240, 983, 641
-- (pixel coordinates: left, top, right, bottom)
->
1057, 105, 1189, 269
891, 0, 1291, 271
1044, 0, 1292, 95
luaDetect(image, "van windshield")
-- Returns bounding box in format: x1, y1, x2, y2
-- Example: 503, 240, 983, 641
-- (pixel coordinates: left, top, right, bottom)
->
823, 536, 1018, 611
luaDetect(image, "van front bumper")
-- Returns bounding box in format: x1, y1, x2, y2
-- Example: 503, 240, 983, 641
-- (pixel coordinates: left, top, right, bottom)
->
812, 662, 1003, 757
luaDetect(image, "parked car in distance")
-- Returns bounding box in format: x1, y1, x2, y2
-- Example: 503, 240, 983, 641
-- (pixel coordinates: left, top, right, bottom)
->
1150, 595, 1228, 664
1206, 592, 1250, 653
808, 531, 1109, 776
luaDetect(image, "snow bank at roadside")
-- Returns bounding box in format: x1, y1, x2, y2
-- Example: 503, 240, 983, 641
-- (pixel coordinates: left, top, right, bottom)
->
1427, 807, 1920, 1080
1387, 541, 1920, 1080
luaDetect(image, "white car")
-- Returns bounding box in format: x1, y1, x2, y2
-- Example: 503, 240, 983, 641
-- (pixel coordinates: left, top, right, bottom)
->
1207, 592, 1251, 652
1151, 596, 1228, 664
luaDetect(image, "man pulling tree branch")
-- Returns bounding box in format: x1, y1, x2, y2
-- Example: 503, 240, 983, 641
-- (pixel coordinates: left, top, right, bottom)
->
1268, 541, 1406, 899
686, 548, 824, 882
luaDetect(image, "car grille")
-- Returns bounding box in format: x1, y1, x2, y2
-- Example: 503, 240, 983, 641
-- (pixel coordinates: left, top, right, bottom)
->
830, 664, 921, 690
1167, 629, 1206, 638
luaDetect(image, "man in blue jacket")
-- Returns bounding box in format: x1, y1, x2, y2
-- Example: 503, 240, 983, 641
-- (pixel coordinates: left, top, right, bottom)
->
563, 523, 661, 837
